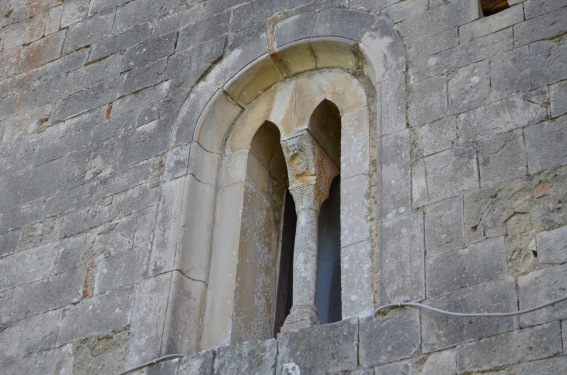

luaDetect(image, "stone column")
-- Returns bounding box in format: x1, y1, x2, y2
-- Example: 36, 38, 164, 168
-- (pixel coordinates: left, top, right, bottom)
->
280, 129, 339, 333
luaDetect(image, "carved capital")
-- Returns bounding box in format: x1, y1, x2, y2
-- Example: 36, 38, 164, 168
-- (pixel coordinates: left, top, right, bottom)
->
281, 129, 339, 211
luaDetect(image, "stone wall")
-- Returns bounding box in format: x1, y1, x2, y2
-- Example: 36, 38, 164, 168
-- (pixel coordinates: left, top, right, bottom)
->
0, 0, 566, 374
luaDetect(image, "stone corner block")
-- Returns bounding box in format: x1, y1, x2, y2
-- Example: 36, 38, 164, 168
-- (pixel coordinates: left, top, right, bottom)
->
214, 339, 277, 375
178, 350, 215, 375
536, 225, 567, 264
276, 319, 358, 375
359, 308, 420, 368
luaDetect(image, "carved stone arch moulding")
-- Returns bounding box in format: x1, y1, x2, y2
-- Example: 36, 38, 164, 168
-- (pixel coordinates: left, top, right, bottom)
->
145, 9, 408, 356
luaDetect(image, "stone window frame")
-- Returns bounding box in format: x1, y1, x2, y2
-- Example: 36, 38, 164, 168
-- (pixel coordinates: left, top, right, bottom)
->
141, 9, 409, 356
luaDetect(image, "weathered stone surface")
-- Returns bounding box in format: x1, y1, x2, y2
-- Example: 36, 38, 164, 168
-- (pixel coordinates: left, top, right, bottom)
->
514, 6, 567, 46
516, 357, 567, 375
424, 197, 463, 257
447, 60, 490, 115
89, 23, 153, 62
311, 9, 375, 41
529, 39, 567, 88
477, 129, 527, 186
490, 45, 530, 97
550, 80, 567, 118
408, 75, 447, 126
422, 277, 516, 352
536, 225, 567, 264
381, 213, 425, 303
525, 117, 567, 174
0, 229, 20, 257
424, 148, 478, 202
63, 11, 114, 52
72, 328, 131, 374
460, 5, 523, 42
215, 339, 276, 375
277, 319, 358, 374
416, 116, 456, 157
381, 129, 411, 221
374, 359, 417, 375
178, 350, 214, 375
360, 309, 420, 367
57, 286, 134, 345
421, 350, 456, 375
455, 323, 563, 374
519, 263, 567, 326
0, 242, 58, 290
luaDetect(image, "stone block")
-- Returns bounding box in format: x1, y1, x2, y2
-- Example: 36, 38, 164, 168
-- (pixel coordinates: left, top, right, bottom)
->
424, 197, 463, 257
525, 117, 567, 174
341, 108, 370, 178
110, 184, 160, 221
163, 144, 190, 181
529, 39, 567, 88
374, 359, 417, 375
399, 0, 479, 43
416, 116, 457, 157
277, 319, 358, 374
523, 0, 566, 19
516, 357, 567, 375
421, 350, 456, 375
112, 81, 170, 118
89, 0, 131, 15
537, 225, 567, 264
57, 285, 134, 345
311, 9, 375, 41
114, 0, 182, 31
64, 53, 122, 96
550, 80, 567, 118
455, 323, 563, 374
19, 309, 60, 355
230, 0, 284, 33
0, 229, 19, 257
177, 12, 229, 51
412, 158, 428, 207
381, 74, 406, 135
447, 60, 490, 115
121, 58, 168, 95
89, 23, 152, 62
381, 129, 411, 221
360, 309, 420, 367
514, 6, 567, 46
274, 12, 317, 47
178, 350, 214, 375
94, 245, 148, 295
424, 148, 478, 203
426, 236, 508, 296
72, 327, 130, 374
460, 5, 523, 43
53, 76, 121, 121
341, 241, 374, 318
478, 129, 527, 186
382, 0, 428, 24
34, 345, 74, 375
126, 274, 171, 367
16, 266, 83, 319
63, 11, 114, 52
61, 0, 90, 28
422, 277, 516, 352
457, 97, 546, 143
381, 213, 425, 302
215, 339, 277, 375
519, 263, 567, 326
162, 273, 206, 355
408, 28, 458, 63
123, 32, 176, 70
408, 75, 447, 126
490, 45, 530, 98
341, 174, 370, 247
0, 243, 58, 291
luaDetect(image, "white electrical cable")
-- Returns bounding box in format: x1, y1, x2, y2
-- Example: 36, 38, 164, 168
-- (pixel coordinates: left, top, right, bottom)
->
374, 295, 567, 318
116, 354, 184, 375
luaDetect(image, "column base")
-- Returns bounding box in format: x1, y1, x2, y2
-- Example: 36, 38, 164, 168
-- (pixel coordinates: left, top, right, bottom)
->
279, 305, 320, 334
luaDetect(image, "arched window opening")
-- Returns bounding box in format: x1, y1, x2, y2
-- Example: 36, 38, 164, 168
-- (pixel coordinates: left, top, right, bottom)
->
231, 121, 289, 343
316, 176, 342, 323
273, 189, 296, 336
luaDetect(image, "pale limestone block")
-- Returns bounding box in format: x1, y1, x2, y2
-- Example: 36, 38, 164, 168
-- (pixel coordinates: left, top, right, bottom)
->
341, 107, 370, 179
341, 174, 371, 247
179, 175, 216, 281
187, 142, 220, 186
412, 158, 429, 208
220, 150, 248, 187
381, 74, 406, 135
341, 241, 374, 318
311, 39, 357, 71
274, 42, 317, 76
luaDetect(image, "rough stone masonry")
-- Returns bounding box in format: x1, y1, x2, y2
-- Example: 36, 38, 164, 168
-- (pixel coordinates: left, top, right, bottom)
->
0, 0, 566, 374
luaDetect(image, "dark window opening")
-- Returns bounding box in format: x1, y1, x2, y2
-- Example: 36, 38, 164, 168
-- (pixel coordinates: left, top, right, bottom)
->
315, 176, 342, 324
273, 189, 296, 336
480, 0, 509, 16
